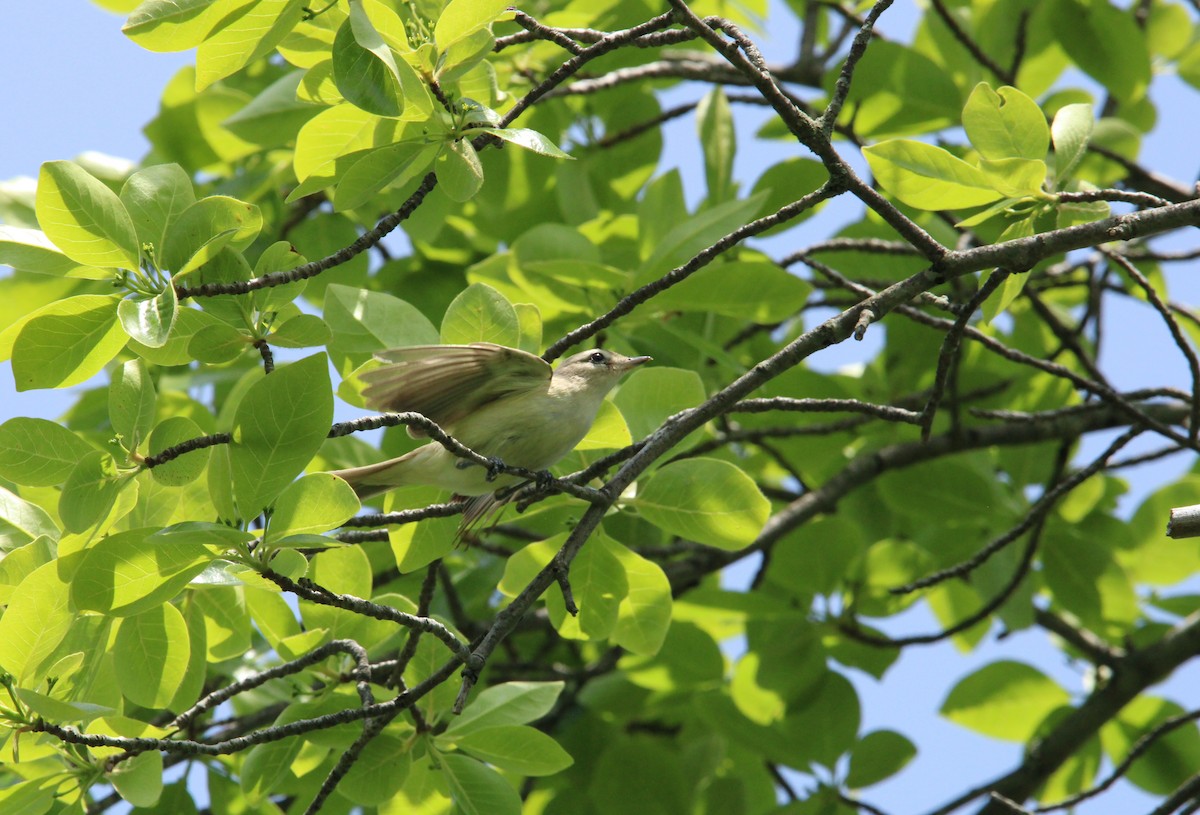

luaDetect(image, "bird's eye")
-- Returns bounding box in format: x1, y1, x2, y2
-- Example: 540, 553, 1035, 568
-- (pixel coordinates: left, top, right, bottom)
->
589, 351, 606, 364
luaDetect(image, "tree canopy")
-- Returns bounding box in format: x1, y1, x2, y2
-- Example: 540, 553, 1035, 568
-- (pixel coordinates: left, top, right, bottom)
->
1, 0, 1200, 813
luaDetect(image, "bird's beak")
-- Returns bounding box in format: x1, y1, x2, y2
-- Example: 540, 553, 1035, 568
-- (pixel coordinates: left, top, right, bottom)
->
622, 355, 652, 369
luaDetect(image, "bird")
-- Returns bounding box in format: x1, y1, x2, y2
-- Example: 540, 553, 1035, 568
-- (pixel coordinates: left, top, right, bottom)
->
328, 342, 651, 530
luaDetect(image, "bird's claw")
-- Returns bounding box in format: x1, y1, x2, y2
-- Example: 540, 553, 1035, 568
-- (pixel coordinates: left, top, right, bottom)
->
533, 469, 556, 490
484, 456, 506, 482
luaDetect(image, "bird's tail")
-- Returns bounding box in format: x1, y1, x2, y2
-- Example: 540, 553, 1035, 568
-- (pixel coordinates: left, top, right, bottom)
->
327, 456, 412, 500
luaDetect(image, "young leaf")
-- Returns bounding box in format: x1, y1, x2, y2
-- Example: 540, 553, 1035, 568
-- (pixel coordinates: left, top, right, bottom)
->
438, 139, 485, 202
962, 83, 1049, 161
59, 451, 130, 533
36, 160, 140, 269
697, 87, 735, 202
434, 0, 510, 50
119, 163, 196, 251
1051, 103, 1095, 184
118, 282, 178, 348
474, 127, 573, 159
159, 196, 262, 276
863, 140, 1005, 210
109, 359, 157, 451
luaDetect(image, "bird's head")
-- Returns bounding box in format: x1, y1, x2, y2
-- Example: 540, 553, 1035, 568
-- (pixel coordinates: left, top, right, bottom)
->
552, 348, 651, 394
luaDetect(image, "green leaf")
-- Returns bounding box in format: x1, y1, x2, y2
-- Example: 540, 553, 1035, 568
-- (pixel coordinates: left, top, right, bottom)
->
324, 284, 439, 370
114, 603, 191, 708
229, 354, 334, 517
546, 535, 627, 640
160, 195, 262, 276
299, 545, 374, 639
148, 416, 211, 486
647, 261, 811, 322
195, 0, 306, 91
108, 749, 163, 807
1101, 696, 1200, 795
637, 193, 766, 284
0, 486, 59, 548
846, 730, 917, 788
269, 313, 331, 348
240, 734, 303, 803
1124, 476, 1200, 584
826, 40, 961, 138
475, 127, 572, 159
1048, 0, 1151, 102
941, 661, 1069, 741
334, 140, 439, 211
434, 0, 510, 50
338, 731, 412, 805
11, 295, 127, 391
59, 450, 130, 533
978, 157, 1047, 198
449, 725, 574, 776
981, 268, 1030, 324
0, 418, 94, 486
122, 0, 221, 52
749, 157, 828, 234
0, 225, 108, 278
962, 83, 1049, 161
71, 525, 228, 616
109, 359, 157, 450
612, 367, 706, 440
35, 160, 140, 269
446, 681, 565, 737
0, 560, 72, 683
608, 538, 672, 656
222, 70, 320, 147
863, 140, 1005, 210
119, 163, 196, 251
697, 87, 735, 202
635, 458, 769, 551
440, 282, 520, 346
331, 6, 404, 117
1051, 103, 1095, 184
438, 139, 485, 202
267, 472, 359, 542
290, 102, 382, 197
432, 754, 516, 815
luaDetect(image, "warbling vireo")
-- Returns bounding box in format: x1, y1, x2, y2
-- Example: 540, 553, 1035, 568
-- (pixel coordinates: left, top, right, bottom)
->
329, 343, 650, 523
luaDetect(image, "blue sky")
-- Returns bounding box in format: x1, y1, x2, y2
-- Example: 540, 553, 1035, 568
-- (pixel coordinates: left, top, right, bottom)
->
2, 2, 1198, 813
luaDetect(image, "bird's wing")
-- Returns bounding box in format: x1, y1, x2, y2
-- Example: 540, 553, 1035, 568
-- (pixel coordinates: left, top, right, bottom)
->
359, 343, 551, 433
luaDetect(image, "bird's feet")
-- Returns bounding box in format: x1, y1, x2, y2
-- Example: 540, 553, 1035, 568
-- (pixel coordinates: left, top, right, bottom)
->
533, 469, 556, 490
484, 456, 507, 482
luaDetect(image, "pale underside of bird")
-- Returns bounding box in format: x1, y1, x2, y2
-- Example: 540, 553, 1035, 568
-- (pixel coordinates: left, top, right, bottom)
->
328, 342, 650, 533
